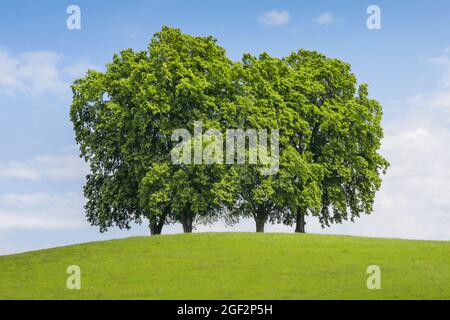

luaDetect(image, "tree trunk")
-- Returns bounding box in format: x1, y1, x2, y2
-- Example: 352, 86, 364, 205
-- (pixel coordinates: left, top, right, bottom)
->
182, 210, 193, 233
149, 219, 164, 236
255, 214, 266, 233
295, 209, 306, 233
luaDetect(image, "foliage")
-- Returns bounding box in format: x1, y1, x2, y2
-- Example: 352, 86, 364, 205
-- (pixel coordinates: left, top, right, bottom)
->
70, 27, 388, 234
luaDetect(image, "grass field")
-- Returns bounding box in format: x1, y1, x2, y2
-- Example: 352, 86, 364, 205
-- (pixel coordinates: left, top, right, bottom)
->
0, 233, 449, 300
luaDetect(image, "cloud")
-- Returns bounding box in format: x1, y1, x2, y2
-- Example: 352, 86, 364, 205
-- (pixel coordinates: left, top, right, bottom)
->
258, 10, 291, 27
0, 50, 98, 97
0, 147, 88, 181
0, 50, 67, 96
315, 12, 335, 26
0, 192, 85, 230
0, 193, 53, 207
0, 161, 41, 180
0, 148, 88, 233
358, 110, 450, 240
63, 62, 100, 79
427, 50, 450, 88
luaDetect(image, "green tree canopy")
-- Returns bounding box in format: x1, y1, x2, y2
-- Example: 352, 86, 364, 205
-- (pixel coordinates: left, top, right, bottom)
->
283, 50, 389, 231
70, 27, 388, 235
70, 26, 236, 234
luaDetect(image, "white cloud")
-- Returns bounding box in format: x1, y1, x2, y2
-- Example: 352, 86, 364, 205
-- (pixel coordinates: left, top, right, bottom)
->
0, 50, 98, 97
0, 147, 88, 182
63, 62, 99, 79
355, 111, 450, 240
0, 148, 89, 232
0, 50, 67, 96
315, 12, 335, 26
0, 193, 53, 207
0, 192, 85, 230
258, 10, 291, 27
427, 51, 450, 88
0, 161, 41, 180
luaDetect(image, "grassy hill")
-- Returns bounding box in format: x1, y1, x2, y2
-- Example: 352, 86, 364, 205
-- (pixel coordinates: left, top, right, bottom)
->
0, 233, 449, 300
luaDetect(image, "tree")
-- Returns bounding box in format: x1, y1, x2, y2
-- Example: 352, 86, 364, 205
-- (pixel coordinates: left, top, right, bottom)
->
70, 26, 235, 235
70, 27, 388, 236
218, 52, 323, 232
221, 50, 388, 234
283, 50, 389, 232
70, 49, 153, 233
139, 163, 227, 233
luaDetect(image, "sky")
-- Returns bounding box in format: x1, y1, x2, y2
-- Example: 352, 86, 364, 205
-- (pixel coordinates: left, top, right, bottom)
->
1, 0, 450, 255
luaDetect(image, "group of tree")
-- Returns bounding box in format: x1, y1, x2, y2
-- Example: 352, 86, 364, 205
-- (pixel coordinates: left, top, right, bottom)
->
70, 27, 388, 235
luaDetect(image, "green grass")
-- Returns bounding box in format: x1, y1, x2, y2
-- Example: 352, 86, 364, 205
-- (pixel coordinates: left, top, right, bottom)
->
0, 233, 449, 300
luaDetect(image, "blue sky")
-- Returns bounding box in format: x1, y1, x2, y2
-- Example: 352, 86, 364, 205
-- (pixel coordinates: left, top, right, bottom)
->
1, 1, 450, 254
